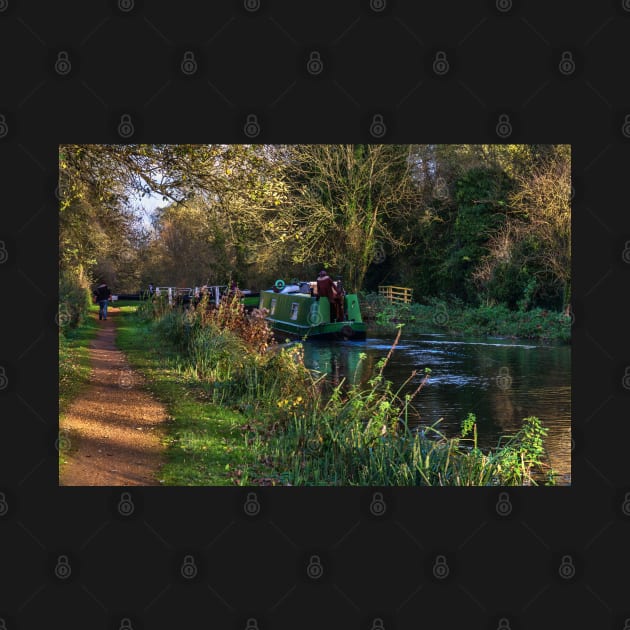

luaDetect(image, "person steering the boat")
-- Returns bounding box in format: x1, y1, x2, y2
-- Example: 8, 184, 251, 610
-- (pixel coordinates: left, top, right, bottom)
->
316, 269, 344, 322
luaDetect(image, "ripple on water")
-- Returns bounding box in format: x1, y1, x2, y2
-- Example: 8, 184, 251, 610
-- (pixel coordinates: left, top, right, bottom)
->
419, 339, 539, 350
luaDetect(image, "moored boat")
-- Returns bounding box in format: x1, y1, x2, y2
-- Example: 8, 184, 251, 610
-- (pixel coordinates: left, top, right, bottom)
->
258, 281, 366, 340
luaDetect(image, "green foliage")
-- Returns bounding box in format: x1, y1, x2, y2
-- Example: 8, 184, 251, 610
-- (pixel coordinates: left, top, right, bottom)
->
59, 269, 92, 329
115, 310, 254, 486
359, 293, 571, 342
239, 347, 553, 486
59, 143, 570, 311
460, 412, 476, 438
123, 295, 557, 485
59, 309, 99, 416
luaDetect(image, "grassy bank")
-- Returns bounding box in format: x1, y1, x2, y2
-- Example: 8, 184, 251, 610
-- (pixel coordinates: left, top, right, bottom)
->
124, 297, 555, 486
240, 329, 555, 486
58, 305, 100, 467
115, 306, 255, 485
360, 294, 571, 343
59, 307, 100, 416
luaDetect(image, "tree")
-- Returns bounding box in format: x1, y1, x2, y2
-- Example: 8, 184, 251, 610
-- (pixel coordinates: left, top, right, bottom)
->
141, 200, 235, 287
58, 144, 289, 292
473, 145, 571, 309
279, 144, 421, 292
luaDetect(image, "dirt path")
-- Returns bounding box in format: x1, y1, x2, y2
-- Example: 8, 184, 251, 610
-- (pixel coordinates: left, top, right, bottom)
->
59, 307, 168, 486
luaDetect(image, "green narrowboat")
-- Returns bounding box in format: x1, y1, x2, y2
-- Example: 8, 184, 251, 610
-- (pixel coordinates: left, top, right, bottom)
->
258, 282, 366, 340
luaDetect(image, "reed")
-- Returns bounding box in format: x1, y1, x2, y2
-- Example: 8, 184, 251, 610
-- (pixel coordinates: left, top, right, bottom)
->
143, 292, 555, 486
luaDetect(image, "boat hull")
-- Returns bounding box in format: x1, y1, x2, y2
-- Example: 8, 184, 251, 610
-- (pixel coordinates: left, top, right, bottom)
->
259, 289, 366, 341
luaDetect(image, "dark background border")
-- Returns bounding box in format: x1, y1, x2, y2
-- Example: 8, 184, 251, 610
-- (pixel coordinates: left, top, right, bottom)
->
1, 1, 629, 628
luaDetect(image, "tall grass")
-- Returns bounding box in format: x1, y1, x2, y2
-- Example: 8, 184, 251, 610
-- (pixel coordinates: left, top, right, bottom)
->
144, 294, 313, 411
240, 327, 554, 486
144, 295, 555, 486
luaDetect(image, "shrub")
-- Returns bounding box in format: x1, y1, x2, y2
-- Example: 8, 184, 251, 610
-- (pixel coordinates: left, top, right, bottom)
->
59, 269, 92, 330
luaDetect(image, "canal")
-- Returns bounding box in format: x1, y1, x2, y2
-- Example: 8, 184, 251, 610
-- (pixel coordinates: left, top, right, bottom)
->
302, 331, 571, 485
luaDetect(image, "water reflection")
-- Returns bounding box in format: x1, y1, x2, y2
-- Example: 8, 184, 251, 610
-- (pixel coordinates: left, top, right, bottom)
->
302, 333, 571, 485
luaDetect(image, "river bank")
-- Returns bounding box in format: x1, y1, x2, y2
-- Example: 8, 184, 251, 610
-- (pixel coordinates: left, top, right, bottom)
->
102, 300, 558, 486
301, 330, 570, 485
359, 294, 571, 343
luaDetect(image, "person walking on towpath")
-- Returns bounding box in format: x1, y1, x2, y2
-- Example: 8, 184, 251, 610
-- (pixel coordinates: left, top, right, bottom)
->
93, 283, 112, 320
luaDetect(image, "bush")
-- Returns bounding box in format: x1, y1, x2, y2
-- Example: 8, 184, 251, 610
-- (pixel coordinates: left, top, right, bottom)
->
59, 269, 92, 330
145, 291, 310, 410
358, 293, 570, 342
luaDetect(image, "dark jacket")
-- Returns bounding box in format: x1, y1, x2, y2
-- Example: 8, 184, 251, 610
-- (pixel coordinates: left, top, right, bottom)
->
316, 275, 339, 302
94, 285, 111, 301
